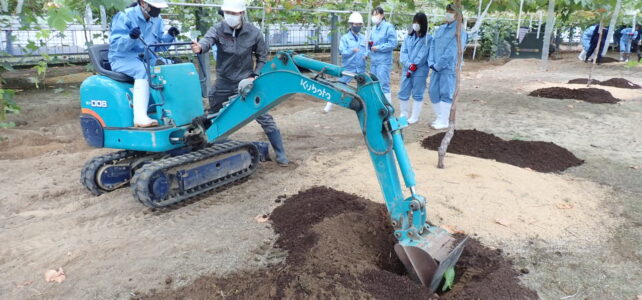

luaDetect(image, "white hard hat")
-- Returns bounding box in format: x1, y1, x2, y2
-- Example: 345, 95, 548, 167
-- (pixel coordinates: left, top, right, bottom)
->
143, 0, 168, 8
221, 0, 247, 13
348, 12, 363, 24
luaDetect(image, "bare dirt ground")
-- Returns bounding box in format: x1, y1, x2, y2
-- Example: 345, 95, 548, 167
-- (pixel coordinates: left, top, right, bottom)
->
1, 53, 641, 299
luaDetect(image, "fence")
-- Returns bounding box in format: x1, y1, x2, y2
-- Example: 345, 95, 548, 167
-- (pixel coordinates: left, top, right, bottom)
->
0, 3, 529, 66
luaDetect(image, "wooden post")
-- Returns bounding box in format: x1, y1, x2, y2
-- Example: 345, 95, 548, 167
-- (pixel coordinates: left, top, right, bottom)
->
437, 0, 463, 169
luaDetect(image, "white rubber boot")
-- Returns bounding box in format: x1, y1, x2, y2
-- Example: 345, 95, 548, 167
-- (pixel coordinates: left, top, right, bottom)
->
430, 102, 440, 127
323, 102, 333, 113
398, 100, 410, 118
133, 79, 158, 127
578, 50, 586, 61
384, 93, 392, 104
432, 102, 451, 130
407, 101, 423, 124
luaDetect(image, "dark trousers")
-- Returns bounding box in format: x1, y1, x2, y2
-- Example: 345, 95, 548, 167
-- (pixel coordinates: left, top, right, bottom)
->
208, 77, 279, 134
633, 41, 642, 61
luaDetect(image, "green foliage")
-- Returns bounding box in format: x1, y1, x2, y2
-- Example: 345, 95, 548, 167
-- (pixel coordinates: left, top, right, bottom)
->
478, 19, 515, 59
0, 88, 19, 124
46, 6, 74, 32
441, 266, 456, 292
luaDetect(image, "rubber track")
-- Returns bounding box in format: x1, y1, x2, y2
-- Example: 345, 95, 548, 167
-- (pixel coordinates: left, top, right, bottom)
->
130, 141, 259, 208
80, 150, 143, 196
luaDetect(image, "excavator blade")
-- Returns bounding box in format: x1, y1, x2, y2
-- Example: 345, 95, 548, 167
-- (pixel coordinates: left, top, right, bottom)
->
394, 226, 467, 293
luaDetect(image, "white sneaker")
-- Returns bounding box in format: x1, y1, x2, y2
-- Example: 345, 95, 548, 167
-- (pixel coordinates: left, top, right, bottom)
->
398, 100, 409, 118
323, 102, 333, 113
407, 101, 423, 124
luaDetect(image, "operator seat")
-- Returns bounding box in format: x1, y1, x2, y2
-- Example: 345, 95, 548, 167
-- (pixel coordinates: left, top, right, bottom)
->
88, 44, 135, 83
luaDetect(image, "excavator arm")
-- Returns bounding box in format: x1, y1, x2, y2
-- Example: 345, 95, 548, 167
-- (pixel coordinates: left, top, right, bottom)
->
203, 52, 466, 292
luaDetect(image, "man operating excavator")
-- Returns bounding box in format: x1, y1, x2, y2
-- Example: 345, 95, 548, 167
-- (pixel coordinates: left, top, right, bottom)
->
191, 0, 289, 166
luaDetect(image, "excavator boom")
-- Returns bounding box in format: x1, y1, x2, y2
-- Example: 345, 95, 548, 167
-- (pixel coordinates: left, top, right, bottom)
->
202, 52, 466, 292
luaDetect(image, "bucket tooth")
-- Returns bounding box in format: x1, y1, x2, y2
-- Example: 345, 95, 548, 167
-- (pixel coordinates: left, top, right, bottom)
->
394, 227, 467, 292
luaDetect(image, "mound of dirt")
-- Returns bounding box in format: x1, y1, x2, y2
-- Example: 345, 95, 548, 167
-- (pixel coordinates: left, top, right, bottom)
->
138, 187, 537, 299
529, 87, 621, 104
421, 130, 583, 173
568, 78, 641, 89
567, 78, 600, 85
598, 57, 619, 63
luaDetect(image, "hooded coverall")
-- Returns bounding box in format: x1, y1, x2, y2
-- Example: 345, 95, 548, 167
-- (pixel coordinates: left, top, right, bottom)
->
620, 28, 639, 54
586, 25, 608, 63
369, 20, 397, 95
582, 25, 596, 51
197, 21, 288, 164
398, 33, 431, 102
108, 6, 175, 79
323, 29, 367, 112
428, 21, 467, 104
339, 30, 367, 84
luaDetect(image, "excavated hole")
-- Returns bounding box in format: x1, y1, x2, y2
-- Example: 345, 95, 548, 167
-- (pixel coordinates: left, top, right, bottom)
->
138, 187, 537, 300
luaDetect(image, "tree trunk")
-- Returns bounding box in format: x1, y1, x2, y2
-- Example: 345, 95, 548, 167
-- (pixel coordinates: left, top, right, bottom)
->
15, 0, 23, 14
437, 0, 463, 169
539, 0, 555, 71
587, 21, 604, 88
0, 79, 5, 122
601, 0, 622, 57
516, 0, 524, 42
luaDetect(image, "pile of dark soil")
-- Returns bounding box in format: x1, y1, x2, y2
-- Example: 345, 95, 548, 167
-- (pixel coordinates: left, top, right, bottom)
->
568, 78, 641, 89
422, 129, 584, 173
599, 56, 619, 64
138, 187, 537, 300
529, 87, 621, 104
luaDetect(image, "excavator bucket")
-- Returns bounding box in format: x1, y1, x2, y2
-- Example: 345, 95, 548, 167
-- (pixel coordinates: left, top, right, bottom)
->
394, 226, 467, 292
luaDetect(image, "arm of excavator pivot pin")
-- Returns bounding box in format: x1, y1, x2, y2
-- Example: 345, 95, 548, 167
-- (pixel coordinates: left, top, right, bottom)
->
202, 51, 467, 292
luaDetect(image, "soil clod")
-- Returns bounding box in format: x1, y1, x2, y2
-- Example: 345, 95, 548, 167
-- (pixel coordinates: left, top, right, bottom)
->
529, 87, 621, 103
139, 187, 538, 300
421, 129, 584, 173
568, 78, 641, 89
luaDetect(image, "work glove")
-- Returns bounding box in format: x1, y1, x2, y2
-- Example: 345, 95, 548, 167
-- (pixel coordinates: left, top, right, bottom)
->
129, 27, 141, 40
406, 71, 412, 78
168, 27, 180, 37
409, 64, 418, 72
368, 41, 374, 50
238, 78, 255, 97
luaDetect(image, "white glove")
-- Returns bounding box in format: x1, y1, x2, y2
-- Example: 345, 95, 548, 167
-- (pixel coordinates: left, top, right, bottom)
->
238, 78, 255, 97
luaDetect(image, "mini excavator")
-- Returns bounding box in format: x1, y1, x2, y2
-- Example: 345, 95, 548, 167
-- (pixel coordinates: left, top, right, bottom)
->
78, 42, 466, 292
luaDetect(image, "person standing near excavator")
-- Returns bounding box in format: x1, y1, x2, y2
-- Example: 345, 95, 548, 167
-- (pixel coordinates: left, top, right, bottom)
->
427, 4, 467, 130
323, 12, 367, 113
191, 0, 289, 166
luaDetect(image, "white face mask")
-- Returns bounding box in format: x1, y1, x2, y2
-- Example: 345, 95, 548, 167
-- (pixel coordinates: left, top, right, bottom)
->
412, 23, 420, 32
371, 15, 381, 25
445, 13, 455, 23
224, 13, 242, 28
